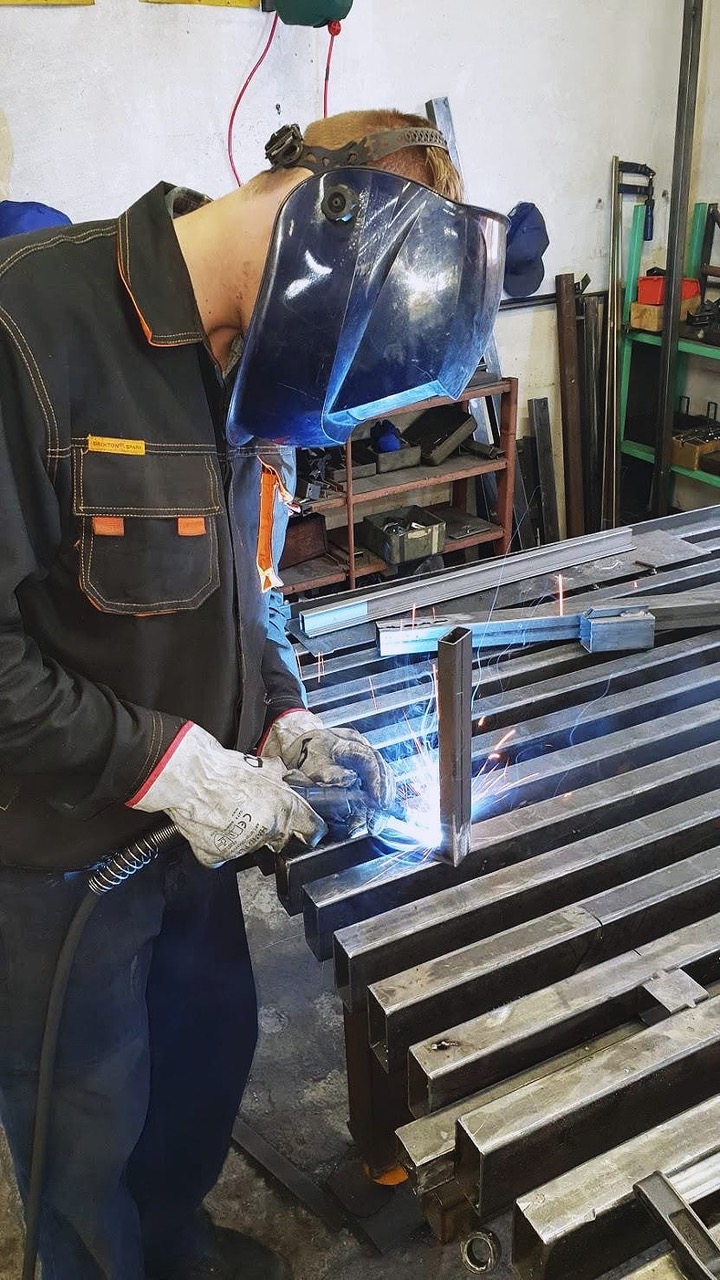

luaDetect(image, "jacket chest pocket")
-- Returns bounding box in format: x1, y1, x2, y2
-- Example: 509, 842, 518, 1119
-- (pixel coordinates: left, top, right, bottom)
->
72, 444, 222, 616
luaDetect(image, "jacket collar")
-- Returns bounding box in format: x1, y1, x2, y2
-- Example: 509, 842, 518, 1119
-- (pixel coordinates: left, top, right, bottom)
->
116, 182, 208, 348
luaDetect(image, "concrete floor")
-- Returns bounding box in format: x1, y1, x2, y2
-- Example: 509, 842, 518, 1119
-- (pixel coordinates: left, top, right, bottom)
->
0, 865, 658, 1280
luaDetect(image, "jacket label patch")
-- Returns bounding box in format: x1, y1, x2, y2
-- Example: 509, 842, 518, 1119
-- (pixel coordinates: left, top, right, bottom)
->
177, 517, 207, 537
88, 435, 146, 456
92, 516, 126, 536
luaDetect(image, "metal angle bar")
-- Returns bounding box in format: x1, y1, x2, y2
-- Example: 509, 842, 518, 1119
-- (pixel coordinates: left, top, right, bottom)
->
305, 741, 720, 963
367, 846, 720, 1073
437, 627, 472, 866
634, 1171, 720, 1280
455, 993, 720, 1219
332, 782, 720, 1011
409, 907, 720, 1118
298, 528, 635, 637
512, 1097, 720, 1280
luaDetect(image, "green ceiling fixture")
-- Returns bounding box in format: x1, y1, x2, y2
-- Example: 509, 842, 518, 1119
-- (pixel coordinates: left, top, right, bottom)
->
273, 0, 352, 26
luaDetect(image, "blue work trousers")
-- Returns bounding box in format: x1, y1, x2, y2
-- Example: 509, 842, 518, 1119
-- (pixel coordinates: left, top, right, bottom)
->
0, 846, 258, 1280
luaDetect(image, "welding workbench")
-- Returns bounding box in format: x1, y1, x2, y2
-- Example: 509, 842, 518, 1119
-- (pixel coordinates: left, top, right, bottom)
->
266, 505, 720, 1279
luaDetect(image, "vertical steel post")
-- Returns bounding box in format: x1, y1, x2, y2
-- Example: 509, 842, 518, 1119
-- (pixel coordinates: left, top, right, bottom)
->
437, 626, 473, 866
651, 0, 704, 517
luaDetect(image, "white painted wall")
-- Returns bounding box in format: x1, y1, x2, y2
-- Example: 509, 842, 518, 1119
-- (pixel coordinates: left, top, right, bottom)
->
0, 0, 706, 512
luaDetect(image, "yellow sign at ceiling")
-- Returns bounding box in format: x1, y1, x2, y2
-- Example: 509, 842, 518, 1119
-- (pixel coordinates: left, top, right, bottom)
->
0, 0, 94, 6
142, 0, 260, 6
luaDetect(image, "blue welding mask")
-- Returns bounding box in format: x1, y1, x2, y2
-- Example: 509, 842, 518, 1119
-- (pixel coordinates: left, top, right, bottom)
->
227, 125, 508, 449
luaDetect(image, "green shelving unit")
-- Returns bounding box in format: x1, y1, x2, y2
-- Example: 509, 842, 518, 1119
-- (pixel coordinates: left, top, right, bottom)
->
619, 200, 720, 490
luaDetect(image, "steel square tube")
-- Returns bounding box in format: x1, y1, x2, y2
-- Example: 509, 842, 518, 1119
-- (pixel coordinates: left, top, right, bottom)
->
333, 783, 720, 1007
367, 905, 599, 1071
366, 855, 717, 1075
368, 846, 720, 1072
409, 907, 720, 1116
455, 993, 720, 1219
274, 832, 377, 914
336, 631, 720, 749
437, 627, 473, 866
319, 642, 597, 733
512, 1096, 720, 1280
397, 1023, 638, 1195
471, 660, 720, 763
368, 660, 720, 769
304, 735, 720, 960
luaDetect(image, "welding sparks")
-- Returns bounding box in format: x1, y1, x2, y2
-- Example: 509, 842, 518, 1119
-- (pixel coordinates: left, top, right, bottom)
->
315, 652, 325, 683
368, 675, 378, 711
411, 603, 417, 628
557, 573, 565, 616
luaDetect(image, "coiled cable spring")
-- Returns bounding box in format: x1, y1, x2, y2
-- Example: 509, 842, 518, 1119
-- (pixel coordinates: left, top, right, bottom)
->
88, 822, 179, 894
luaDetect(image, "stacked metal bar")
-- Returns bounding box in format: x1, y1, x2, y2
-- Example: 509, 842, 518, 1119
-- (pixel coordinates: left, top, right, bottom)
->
279, 506, 720, 1277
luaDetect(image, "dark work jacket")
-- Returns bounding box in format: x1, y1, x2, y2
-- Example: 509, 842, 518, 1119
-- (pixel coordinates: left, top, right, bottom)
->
0, 183, 305, 871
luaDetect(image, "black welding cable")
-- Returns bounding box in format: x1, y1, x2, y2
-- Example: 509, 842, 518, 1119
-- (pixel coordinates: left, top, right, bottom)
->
21, 888, 99, 1280
21, 822, 179, 1280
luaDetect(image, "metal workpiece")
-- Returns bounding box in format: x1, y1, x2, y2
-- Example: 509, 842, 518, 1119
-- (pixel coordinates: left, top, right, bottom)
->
308, 746, 720, 966
281, 507, 720, 1268
397, 1023, 640, 1196
512, 1095, 720, 1280
298, 526, 635, 637
275, 831, 376, 915
332, 783, 720, 1011
409, 911, 720, 1118
437, 627, 472, 867
454, 993, 720, 1220
368, 904, 599, 1074
367, 845, 720, 1076
471, 659, 720, 764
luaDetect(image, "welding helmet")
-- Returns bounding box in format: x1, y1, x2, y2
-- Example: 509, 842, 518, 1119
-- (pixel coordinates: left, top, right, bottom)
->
227, 124, 508, 450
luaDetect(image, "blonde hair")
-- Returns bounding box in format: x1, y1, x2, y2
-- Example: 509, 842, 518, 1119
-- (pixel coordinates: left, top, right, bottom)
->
246, 108, 463, 203
304, 109, 463, 203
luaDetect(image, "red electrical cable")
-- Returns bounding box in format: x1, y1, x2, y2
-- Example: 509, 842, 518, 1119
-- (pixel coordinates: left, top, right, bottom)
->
324, 20, 341, 118
227, 13, 280, 187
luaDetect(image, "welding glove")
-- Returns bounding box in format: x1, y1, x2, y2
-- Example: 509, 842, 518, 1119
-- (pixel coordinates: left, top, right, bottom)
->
128, 723, 327, 868
260, 710, 395, 815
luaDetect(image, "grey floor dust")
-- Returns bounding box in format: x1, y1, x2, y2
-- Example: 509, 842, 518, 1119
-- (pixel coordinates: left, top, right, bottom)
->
1, 868, 659, 1279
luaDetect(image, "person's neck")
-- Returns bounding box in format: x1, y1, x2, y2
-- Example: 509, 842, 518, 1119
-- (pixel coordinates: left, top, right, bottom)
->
172, 174, 302, 369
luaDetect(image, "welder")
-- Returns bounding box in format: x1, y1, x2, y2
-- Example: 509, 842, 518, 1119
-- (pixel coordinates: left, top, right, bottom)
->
0, 108, 503, 1280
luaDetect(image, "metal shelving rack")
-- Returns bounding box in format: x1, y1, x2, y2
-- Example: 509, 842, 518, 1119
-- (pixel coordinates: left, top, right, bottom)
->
281, 374, 518, 595
620, 200, 720, 491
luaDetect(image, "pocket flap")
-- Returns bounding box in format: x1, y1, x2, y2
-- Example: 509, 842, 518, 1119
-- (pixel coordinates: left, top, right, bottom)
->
73, 447, 222, 518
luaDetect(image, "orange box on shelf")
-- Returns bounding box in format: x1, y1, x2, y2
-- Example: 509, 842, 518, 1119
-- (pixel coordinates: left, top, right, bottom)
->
637, 275, 700, 306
